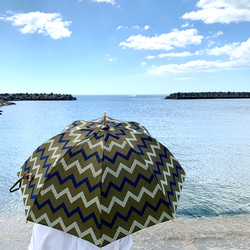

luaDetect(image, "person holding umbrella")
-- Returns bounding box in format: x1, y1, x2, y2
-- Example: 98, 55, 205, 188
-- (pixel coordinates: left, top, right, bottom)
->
10, 113, 185, 249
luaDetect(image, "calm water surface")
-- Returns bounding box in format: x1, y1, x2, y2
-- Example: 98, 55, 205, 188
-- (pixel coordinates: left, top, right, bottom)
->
0, 95, 250, 248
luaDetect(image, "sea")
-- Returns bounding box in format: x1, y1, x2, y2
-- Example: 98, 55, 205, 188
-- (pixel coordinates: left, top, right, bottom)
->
0, 95, 249, 249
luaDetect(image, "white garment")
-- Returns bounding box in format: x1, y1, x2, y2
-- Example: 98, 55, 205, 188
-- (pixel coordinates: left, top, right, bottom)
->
28, 224, 133, 250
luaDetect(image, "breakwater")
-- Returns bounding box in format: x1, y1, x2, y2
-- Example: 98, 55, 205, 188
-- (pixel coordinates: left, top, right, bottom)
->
165, 92, 250, 99
0, 93, 76, 115
0, 100, 16, 115
0, 93, 77, 101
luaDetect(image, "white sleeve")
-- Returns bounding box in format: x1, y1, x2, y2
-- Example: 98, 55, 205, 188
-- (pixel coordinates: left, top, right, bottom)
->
29, 223, 132, 250
118, 235, 133, 250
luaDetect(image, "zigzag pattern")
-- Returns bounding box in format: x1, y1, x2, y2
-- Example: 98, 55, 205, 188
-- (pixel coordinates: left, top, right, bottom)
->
18, 117, 185, 247
29, 210, 172, 246
32, 194, 173, 231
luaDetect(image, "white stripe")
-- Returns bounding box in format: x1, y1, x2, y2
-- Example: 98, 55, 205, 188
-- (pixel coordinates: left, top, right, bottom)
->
102, 160, 148, 182
40, 185, 101, 212
101, 184, 162, 213
29, 209, 173, 246
60, 158, 102, 177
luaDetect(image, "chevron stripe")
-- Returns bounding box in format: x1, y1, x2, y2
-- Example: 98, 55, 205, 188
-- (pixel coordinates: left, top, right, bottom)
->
63, 121, 88, 132
40, 162, 176, 215
29, 212, 103, 245
69, 131, 85, 143
46, 167, 154, 197
64, 121, 80, 132
45, 139, 64, 165
57, 133, 74, 151
47, 170, 102, 191
100, 137, 154, 165
35, 147, 52, 177
160, 155, 176, 195
143, 140, 162, 167
76, 138, 129, 153
124, 129, 144, 148
29, 208, 173, 246
34, 198, 102, 229
101, 197, 173, 229
152, 147, 169, 181
126, 121, 150, 135
23, 160, 31, 175
34, 189, 172, 231
101, 184, 163, 213
79, 128, 96, 137
60, 158, 102, 178
40, 185, 101, 212
68, 148, 103, 164
94, 129, 128, 142
29, 153, 44, 188
172, 173, 185, 213
166, 164, 183, 207
102, 173, 155, 198
102, 160, 148, 182
21, 182, 31, 215
103, 211, 172, 244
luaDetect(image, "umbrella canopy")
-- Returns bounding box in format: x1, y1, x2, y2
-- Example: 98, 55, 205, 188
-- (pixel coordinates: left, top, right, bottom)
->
12, 115, 185, 247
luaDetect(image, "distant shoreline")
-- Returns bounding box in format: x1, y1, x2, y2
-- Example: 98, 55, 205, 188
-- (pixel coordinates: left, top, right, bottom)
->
165, 92, 250, 99
0, 93, 77, 102
0, 93, 76, 115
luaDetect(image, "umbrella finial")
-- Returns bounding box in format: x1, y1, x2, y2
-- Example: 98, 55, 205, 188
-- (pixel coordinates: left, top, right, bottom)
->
101, 111, 109, 130
103, 111, 106, 125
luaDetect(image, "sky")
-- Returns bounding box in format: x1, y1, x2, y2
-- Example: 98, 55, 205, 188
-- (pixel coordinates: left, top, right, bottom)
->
0, 0, 250, 95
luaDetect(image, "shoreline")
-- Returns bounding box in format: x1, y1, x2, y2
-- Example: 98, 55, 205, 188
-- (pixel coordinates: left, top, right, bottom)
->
0, 214, 249, 250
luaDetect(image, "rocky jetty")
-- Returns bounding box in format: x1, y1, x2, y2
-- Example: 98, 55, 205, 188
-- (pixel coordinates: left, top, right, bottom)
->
0, 93, 76, 115
0, 93, 77, 101
0, 100, 16, 115
165, 92, 250, 99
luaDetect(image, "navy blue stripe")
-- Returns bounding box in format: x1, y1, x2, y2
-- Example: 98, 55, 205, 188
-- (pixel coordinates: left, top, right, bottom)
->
34, 194, 171, 229
47, 170, 102, 191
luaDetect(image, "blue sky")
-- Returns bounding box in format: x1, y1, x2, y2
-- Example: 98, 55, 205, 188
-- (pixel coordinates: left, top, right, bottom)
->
0, 0, 250, 95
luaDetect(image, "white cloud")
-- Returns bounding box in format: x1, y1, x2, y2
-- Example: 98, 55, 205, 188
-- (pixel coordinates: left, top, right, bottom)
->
183, 0, 250, 24
141, 62, 146, 67
147, 55, 156, 59
213, 31, 224, 38
148, 60, 237, 74
81, 0, 116, 5
1, 11, 71, 39
116, 25, 128, 31
147, 51, 202, 59
105, 54, 117, 61
181, 22, 189, 28
207, 38, 250, 61
120, 29, 203, 51
117, 25, 150, 31
158, 52, 192, 58
132, 25, 140, 30
148, 38, 250, 74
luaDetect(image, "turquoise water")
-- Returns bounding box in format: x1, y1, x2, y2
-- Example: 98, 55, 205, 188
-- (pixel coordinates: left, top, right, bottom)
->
0, 95, 250, 248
